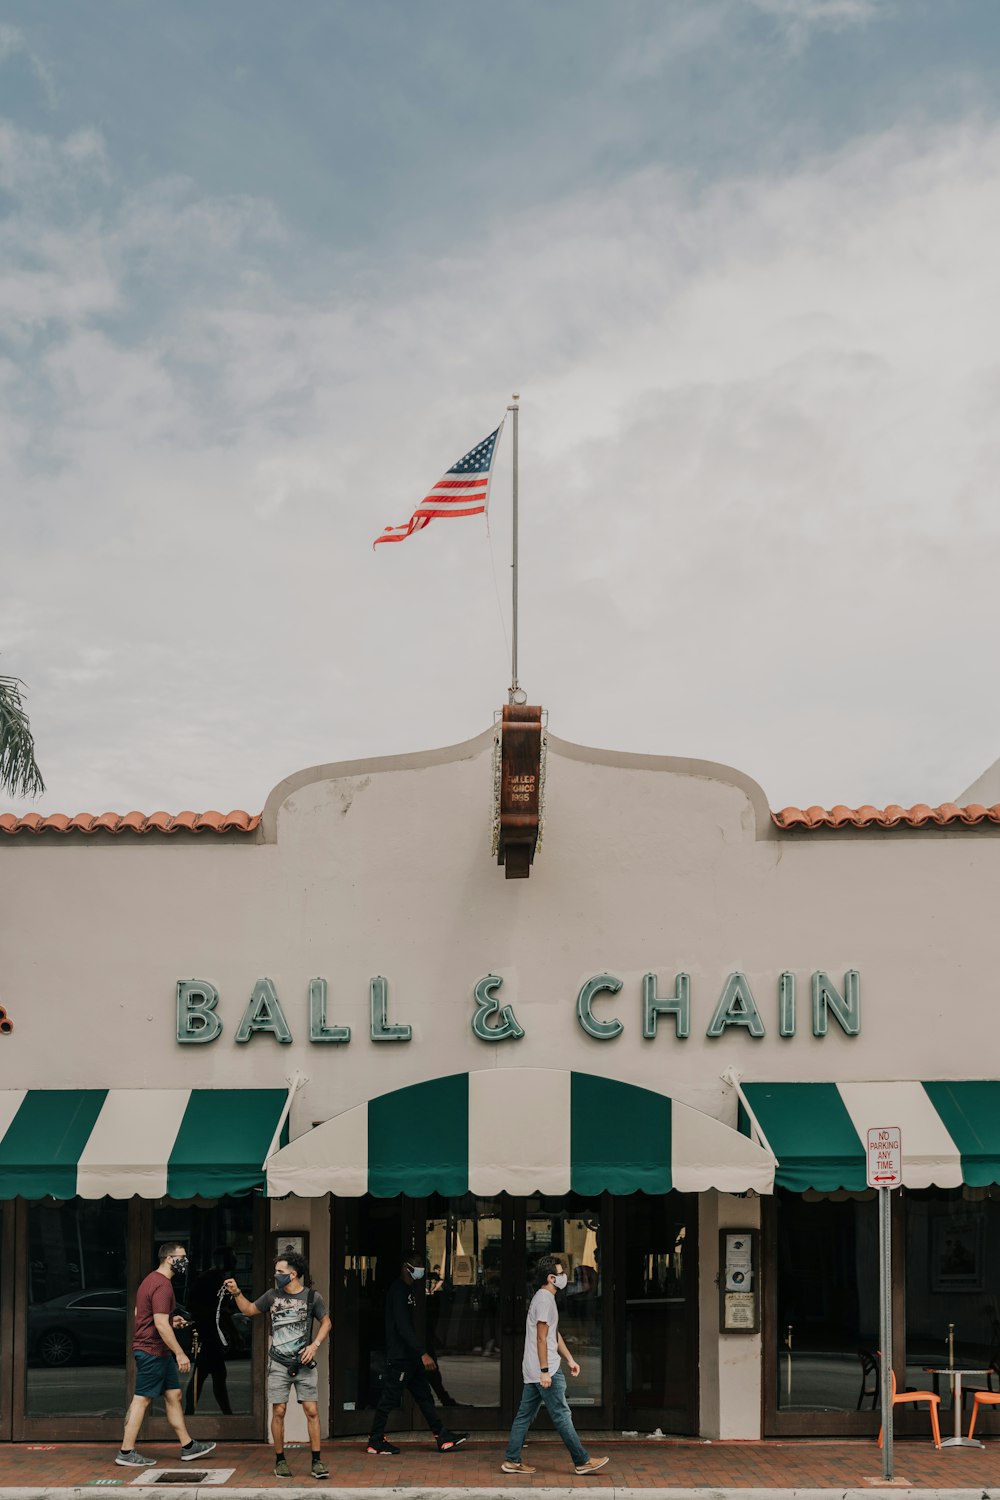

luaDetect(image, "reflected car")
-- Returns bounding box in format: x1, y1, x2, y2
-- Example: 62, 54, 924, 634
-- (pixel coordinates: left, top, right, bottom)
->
28, 1288, 127, 1367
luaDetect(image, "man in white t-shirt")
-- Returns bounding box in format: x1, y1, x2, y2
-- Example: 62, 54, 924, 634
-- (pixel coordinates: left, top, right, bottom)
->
501, 1254, 608, 1477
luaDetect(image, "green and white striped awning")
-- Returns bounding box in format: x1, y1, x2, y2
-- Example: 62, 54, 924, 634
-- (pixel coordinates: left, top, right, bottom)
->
740, 1081, 1000, 1192
0, 1088, 288, 1200
266, 1069, 776, 1197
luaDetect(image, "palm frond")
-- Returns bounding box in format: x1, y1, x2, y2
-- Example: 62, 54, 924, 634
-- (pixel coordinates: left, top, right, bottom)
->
0, 673, 45, 798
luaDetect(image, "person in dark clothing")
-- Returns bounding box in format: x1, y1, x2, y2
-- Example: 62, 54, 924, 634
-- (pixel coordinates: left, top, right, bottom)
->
184, 1247, 236, 1417
367, 1256, 468, 1456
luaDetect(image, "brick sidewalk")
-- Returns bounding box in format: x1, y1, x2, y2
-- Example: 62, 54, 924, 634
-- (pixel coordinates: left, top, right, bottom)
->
0, 1436, 998, 1490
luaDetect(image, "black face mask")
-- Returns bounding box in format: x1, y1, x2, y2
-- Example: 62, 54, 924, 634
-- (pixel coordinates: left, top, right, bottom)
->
274, 1271, 293, 1289
170, 1256, 189, 1275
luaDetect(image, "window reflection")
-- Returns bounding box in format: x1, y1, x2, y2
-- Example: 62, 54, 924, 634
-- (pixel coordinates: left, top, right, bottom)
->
774, 1189, 878, 1411
26, 1198, 128, 1417
425, 1198, 502, 1409
153, 1199, 255, 1417
905, 1189, 1000, 1416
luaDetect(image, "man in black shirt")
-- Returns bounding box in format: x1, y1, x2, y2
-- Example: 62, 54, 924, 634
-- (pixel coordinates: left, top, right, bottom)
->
367, 1256, 468, 1456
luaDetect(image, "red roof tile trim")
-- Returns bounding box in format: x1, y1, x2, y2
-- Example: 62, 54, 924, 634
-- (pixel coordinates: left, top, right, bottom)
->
0, 811, 260, 837
3, 804, 998, 837
772, 803, 1000, 830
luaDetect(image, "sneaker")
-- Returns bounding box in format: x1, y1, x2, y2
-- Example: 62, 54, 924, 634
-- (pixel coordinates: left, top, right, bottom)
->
180, 1439, 217, 1461
574, 1456, 610, 1475
501, 1460, 536, 1474
366, 1438, 400, 1455
310, 1458, 329, 1480
274, 1456, 292, 1478
436, 1430, 468, 1451
115, 1451, 156, 1468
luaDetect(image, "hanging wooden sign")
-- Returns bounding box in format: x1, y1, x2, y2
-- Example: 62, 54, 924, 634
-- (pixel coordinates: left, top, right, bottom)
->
497, 703, 543, 879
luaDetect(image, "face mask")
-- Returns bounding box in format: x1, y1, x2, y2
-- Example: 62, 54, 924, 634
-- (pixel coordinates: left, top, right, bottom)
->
408, 1265, 426, 1281
274, 1271, 293, 1289
170, 1256, 188, 1275
553, 1273, 568, 1290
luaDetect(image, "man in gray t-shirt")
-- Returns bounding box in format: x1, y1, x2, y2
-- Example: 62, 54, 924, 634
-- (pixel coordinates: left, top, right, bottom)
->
502, 1255, 608, 1478
225, 1254, 332, 1480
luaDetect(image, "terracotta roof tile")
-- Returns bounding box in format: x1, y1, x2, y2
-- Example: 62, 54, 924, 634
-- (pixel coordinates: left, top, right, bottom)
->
0, 810, 260, 837
2, 801, 997, 838
772, 802, 1000, 830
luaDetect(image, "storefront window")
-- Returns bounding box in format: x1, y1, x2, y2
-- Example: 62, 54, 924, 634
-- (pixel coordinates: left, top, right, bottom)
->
152, 1199, 256, 1417
904, 1189, 1000, 1411
26, 1198, 128, 1417
774, 1189, 878, 1412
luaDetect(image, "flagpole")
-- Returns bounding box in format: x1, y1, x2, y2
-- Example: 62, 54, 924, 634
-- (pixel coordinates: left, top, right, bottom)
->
507, 392, 523, 705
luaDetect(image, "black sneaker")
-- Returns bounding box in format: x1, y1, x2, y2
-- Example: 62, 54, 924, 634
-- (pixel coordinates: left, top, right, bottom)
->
436, 1430, 468, 1451
180, 1439, 216, 1461
366, 1437, 400, 1455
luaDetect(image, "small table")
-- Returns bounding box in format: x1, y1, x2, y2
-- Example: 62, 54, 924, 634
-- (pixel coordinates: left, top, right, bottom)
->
923, 1367, 989, 1448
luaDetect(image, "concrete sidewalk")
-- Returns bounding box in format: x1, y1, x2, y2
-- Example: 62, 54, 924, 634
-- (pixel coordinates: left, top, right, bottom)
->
0, 1436, 999, 1498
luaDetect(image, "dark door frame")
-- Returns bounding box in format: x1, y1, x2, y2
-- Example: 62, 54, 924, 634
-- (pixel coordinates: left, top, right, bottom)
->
761, 1190, 906, 1437
0, 1201, 13, 1441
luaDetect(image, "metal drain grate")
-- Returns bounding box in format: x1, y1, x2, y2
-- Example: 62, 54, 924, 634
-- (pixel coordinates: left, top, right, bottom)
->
129, 1468, 235, 1487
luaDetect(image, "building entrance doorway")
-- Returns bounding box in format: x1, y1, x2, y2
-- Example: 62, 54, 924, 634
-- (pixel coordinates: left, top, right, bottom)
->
330, 1191, 697, 1438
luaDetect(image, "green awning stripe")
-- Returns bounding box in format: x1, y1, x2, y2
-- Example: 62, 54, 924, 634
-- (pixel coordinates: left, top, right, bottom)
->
922, 1081, 1000, 1187
571, 1073, 672, 1194
166, 1088, 288, 1198
368, 1074, 468, 1197
741, 1081, 866, 1191
0, 1090, 108, 1200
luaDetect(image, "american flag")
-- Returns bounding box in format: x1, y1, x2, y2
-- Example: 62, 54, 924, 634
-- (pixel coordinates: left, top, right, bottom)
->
373, 424, 503, 548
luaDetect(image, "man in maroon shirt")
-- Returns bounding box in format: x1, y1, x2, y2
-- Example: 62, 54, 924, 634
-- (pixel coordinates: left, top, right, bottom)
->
115, 1242, 217, 1468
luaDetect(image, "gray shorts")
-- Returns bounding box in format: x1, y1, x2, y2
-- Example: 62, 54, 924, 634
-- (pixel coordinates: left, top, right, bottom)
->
267, 1358, 319, 1405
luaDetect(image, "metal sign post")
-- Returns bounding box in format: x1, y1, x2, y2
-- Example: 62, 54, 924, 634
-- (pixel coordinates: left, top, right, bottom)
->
867, 1126, 902, 1484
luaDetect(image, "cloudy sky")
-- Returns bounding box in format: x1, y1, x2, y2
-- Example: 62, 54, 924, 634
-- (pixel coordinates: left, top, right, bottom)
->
3, 0, 1000, 817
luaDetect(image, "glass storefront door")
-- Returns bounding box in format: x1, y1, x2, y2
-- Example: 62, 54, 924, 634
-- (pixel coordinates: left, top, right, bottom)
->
331, 1194, 622, 1436
142, 1196, 267, 1440
619, 1193, 697, 1432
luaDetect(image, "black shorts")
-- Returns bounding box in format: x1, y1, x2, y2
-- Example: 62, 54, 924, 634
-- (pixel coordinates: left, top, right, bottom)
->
134, 1350, 181, 1398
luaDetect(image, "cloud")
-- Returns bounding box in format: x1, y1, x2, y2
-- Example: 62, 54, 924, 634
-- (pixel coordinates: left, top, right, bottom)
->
4, 108, 1000, 816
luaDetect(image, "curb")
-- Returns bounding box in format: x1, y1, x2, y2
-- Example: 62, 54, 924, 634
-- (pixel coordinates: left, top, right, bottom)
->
2, 1489, 1000, 1500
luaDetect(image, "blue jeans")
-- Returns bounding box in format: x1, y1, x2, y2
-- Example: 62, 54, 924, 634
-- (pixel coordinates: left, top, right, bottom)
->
505, 1371, 589, 1467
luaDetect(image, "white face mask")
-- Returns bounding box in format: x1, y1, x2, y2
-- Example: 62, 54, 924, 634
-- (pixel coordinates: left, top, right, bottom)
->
408, 1265, 426, 1281
553, 1272, 568, 1290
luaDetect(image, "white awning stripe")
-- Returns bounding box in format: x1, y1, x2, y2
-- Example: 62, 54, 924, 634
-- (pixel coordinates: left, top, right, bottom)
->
77, 1089, 192, 1199
671, 1099, 777, 1195
267, 1100, 368, 1197
469, 1069, 571, 1195
837, 1081, 963, 1189
0, 1090, 27, 1143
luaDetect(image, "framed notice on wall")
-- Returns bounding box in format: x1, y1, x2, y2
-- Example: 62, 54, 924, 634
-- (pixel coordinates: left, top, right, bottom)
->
271, 1231, 310, 1270
718, 1229, 759, 1334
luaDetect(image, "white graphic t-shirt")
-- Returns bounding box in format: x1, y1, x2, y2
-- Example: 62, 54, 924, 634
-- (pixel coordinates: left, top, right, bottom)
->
254, 1286, 326, 1362
522, 1287, 560, 1382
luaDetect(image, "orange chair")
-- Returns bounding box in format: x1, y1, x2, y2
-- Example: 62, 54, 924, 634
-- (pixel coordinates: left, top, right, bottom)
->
876, 1359, 942, 1449
967, 1389, 1000, 1440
